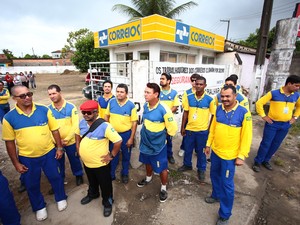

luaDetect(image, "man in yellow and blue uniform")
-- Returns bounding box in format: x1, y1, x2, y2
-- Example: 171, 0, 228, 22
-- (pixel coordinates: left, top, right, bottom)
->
179, 76, 215, 182
0, 170, 21, 225
205, 85, 252, 225
2, 85, 67, 221
159, 73, 180, 164
137, 83, 178, 203
98, 80, 114, 119
0, 81, 10, 123
179, 73, 201, 156
215, 76, 249, 111
105, 83, 138, 183
48, 84, 83, 185
76, 100, 122, 217
252, 75, 300, 172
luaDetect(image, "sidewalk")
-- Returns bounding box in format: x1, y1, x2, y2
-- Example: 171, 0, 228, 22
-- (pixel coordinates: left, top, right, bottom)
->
20, 132, 264, 225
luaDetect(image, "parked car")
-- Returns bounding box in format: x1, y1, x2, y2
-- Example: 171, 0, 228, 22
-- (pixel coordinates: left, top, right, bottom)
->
82, 84, 104, 100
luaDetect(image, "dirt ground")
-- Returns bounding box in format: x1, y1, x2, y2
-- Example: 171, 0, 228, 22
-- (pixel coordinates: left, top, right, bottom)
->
0, 73, 299, 225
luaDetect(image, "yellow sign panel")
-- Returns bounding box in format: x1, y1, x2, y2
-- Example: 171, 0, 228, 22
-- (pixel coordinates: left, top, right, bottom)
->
189, 27, 217, 50
142, 15, 176, 42
94, 32, 99, 48
108, 20, 141, 45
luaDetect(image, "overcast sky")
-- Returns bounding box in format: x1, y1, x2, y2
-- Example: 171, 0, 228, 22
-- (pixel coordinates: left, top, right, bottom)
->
0, 0, 298, 57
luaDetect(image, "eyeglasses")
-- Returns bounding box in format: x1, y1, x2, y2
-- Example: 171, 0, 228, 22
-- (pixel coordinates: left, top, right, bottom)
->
81, 110, 96, 115
14, 92, 33, 99
191, 79, 197, 82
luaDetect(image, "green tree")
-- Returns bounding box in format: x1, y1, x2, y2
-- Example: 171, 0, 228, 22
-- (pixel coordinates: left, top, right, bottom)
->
2, 49, 15, 59
238, 27, 299, 52
112, 0, 198, 21
70, 31, 109, 72
42, 54, 52, 59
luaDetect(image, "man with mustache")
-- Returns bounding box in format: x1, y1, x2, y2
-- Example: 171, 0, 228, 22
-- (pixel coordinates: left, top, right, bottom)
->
204, 85, 252, 225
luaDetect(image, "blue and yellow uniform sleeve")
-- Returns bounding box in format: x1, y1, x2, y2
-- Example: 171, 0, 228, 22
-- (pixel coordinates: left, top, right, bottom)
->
256, 91, 271, 117
47, 109, 59, 131
0, 88, 10, 104
173, 94, 180, 107
163, 106, 178, 137
182, 91, 188, 109
238, 111, 252, 160
293, 98, 300, 117
64, 106, 79, 142
105, 124, 122, 143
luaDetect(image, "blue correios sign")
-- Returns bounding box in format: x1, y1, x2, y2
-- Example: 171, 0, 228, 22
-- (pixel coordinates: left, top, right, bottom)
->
175, 22, 190, 45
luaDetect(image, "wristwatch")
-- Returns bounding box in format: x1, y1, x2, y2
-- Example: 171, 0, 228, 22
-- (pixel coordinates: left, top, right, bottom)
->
57, 147, 65, 152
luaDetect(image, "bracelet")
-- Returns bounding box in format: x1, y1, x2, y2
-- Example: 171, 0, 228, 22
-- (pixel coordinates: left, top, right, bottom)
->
109, 152, 115, 158
57, 147, 64, 151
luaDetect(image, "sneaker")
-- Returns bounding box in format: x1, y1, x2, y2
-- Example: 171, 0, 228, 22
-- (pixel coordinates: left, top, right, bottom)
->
168, 156, 175, 164
252, 162, 261, 172
121, 175, 129, 184
76, 176, 84, 186
205, 196, 220, 204
216, 217, 229, 225
18, 183, 26, 193
103, 205, 112, 217
262, 162, 273, 170
36, 207, 47, 221
178, 149, 185, 157
177, 165, 193, 172
159, 190, 168, 202
57, 200, 67, 211
198, 170, 205, 182
137, 178, 151, 188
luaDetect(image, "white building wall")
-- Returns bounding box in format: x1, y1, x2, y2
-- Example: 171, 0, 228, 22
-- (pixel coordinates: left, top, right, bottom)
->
0, 66, 78, 74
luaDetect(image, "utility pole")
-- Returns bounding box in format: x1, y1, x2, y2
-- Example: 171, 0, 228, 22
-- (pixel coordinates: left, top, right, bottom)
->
249, 0, 274, 112
255, 0, 274, 66
220, 19, 230, 40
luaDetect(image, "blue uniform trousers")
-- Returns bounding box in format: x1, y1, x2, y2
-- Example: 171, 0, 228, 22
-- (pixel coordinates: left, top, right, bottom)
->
166, 134, 173, 157
0, 171, 21, 225
58, 143, 83, 179
254, 121, 290, 164
184, 130, 208, 171
210, 151, 236, 220
0, 103, 10, 123
110, 130, 132, 179
19, 149, 67, 212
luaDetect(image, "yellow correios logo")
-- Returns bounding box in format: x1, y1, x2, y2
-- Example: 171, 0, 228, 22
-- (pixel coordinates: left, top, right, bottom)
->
108, 20, 141, 45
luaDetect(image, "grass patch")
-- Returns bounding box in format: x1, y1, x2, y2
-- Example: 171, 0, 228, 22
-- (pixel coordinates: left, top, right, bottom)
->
274, 157, 285, 167
290, 121, 300, 135
168, 169, 185, 181
285, 187, 298, 198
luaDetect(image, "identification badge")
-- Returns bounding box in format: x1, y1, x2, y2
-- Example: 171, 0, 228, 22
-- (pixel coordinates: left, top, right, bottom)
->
193, 113, 197, 120
283, 107, 289, 114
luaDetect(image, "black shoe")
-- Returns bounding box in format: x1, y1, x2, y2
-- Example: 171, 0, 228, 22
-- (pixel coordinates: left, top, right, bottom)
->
198, 170, 205, 182
76, 176, 84, 186
103, 205, 112, 217
252, 162, 261, 172
48, 188, 54, 195
262, 162, 273, 170
216, 217, 229, 225
18, 183, 26, 193
80, 195, 99, 205
159, 190, 168, 202
205, 196, 220, 204
137, 178, 151, 188
168, 156, 175, 164
121, 175, 129, 184
177, 165, 193, 172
